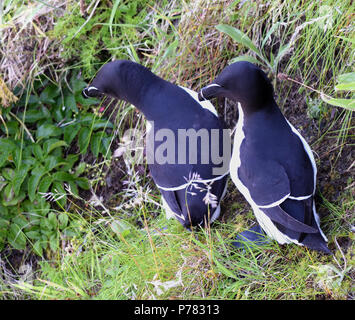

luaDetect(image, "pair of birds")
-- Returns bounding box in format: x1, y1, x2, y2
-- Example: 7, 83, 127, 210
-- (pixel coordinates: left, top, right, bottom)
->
82, 59, 331, 254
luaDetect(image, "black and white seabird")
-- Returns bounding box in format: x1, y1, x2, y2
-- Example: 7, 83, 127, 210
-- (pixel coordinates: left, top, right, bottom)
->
198, 61, 330, 254
82, 60, 230, 229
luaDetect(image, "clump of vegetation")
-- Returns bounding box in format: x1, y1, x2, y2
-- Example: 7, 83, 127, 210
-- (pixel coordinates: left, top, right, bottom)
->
0, 71, 115, 255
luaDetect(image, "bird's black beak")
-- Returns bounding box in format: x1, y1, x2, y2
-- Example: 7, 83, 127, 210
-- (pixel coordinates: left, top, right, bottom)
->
82, 86, 102, 99
198, 83, 222, 102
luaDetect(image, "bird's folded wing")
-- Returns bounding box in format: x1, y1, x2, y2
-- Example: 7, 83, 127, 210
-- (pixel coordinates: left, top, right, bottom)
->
238, 158, 317, 233
262, 205, 317, 233
238, 158, 291, 207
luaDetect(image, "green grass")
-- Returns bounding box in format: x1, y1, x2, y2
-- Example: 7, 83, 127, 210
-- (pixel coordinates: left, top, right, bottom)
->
0, 0, 354, 300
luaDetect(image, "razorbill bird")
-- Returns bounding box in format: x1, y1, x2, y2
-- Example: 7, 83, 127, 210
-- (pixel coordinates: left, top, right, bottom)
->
198, 61, 330, 253
82, 60, 230, 229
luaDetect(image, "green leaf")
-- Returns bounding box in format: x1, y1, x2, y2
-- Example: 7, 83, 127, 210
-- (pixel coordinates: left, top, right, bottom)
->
78, 127, 91, 153
8, 223, 26, 250
38, 175, 53, 194
44, 155, 66, 171
335, 82, 355, 92
67, 181, 79, 196
321, 94, 355, 111
76, 177, 90, 190
13, 163, 32, 196
272, 43, 293, 72
58, 213, 69, 229
2, 168, 15, 181
28, 165, 46, 202
230, 55, 262, 66
3, 183, 15, 202
60, 154, 78, 172
110, 220, 131, 238
91, 132, 101, 158
36, 123, 62, 140
0, 138, 17, 153
216, 24, 262, 59
63, 123, 81, 145
40, 216, 53, 231
109, 0, 121, 37
49, 234, 58, 252
261, 22, 281, 49
338, 72, 355, 84
52, 171, 75, 182
33, 240, 43, 256
48, 212, 57, 229
26, 230, 41, 240
0, 176, 7, 192
70, 76, 87, 94
31, 144, 44, 161
22, 106, 51, 123
40, 84, 60, 104
75, 162, 86, 176
64, 93, 78, 113
43, 139, 68, 154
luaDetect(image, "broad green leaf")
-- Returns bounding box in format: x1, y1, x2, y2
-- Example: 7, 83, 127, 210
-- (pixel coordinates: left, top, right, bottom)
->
43, 139, 68, 154
2, 168, 15, 181
44, 155, 66, 171
52, 171, 75, 182
13, 163, 32, 196
75, 162, 86, 176
76, 177, 90, 190
49, 234, 59, 252
31, 144, 44, 161
40, 216, 53, 231
48, 212, 58, 229
60, 154, 78, 172
216, 24, 262, 58
64, 93, 78, 113
0, 176, 7, 192
63, 123, 80, 145
338, 72, 355, 84
335, 82, 355, 91
33, 240, 43, 256
67, 181, 79, 197
110, 220, 131, 237
274, 43, 291, 68
321, 94, 355, 111
22, 106, 51, 123
58, 213, 69, 229
0, 218, 10, 228
8, 223, 26, 250
36, 123, 62, 140
261, 22, 281, 49
230, 55, 262, 66
25, 230, 41, 240
28, 165, 46, 202
38, 175, 53, 194
91, 132, 101, 158
40, 84, 60, 104
3, 183, 15, 202
78, 127, 91, 153
0, 138, 17, 153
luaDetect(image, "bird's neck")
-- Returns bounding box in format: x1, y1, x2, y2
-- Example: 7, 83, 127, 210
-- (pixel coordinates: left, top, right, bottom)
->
241, 100, 278, 119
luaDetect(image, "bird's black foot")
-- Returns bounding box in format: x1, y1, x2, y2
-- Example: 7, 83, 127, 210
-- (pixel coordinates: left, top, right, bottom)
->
232, 225, 271, 249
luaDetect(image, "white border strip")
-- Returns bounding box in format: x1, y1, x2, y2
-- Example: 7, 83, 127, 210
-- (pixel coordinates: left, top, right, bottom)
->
156, 170, 229, 191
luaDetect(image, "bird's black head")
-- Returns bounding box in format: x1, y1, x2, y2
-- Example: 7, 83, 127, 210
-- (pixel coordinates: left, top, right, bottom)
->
198, 61, 274, 113
82, 59, 155, 108
82, 60, 128, 100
